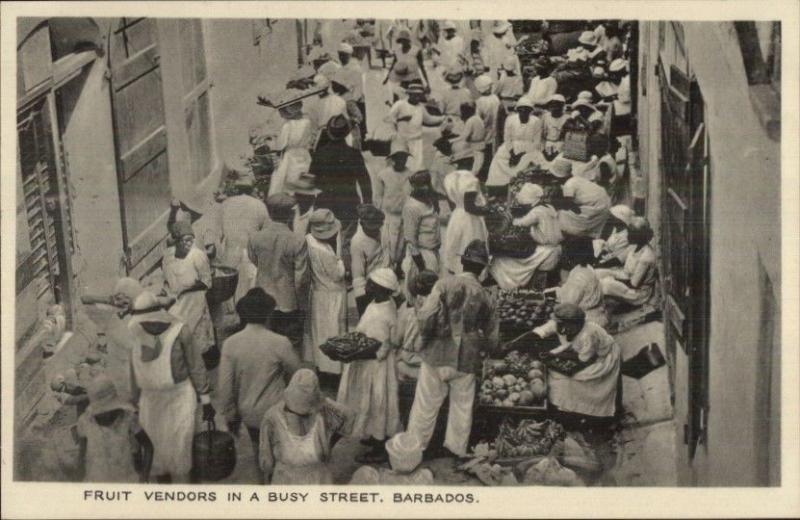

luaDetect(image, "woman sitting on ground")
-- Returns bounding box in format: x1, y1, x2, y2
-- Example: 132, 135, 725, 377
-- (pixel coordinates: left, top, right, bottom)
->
595, 217, 658, 309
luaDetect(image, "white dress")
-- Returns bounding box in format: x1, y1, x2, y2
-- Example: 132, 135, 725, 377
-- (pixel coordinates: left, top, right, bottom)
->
443, 170, 488, 274
162, 246, 215, 353
270, 118, 314, 196
337, 299, 402, 441
305, 234, 346, 375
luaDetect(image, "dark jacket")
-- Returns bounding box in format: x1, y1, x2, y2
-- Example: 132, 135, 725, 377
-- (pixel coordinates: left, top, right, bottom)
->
310, 140, 373, 221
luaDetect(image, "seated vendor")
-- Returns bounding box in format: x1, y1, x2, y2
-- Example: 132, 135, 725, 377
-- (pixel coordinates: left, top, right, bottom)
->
530, 303, 621, 420
549, 237, 608, 327
488, 183, 563, 290
594, 204, 634, 267
595, 217, 658, 309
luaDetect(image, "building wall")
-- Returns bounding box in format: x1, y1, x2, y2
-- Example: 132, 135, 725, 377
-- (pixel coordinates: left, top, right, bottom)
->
638, 21, 782, 486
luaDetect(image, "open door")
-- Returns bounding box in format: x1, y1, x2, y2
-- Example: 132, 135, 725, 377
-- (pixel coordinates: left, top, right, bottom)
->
658, 59, 711, 459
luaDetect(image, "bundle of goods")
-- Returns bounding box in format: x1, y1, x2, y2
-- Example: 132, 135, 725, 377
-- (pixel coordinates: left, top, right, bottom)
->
485, 203, 537, 259
493, 418, 566, 460
479, 350, 548, 409
320, 332, 382, 362
496, 290, 555, 342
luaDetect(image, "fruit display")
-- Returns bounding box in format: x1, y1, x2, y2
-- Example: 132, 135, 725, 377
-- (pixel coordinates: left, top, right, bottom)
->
496, 289, 554, 342
479, 350, 548, 410
494, 418, 566, 459
539, 351, 592, 376
319, 332, 382, 363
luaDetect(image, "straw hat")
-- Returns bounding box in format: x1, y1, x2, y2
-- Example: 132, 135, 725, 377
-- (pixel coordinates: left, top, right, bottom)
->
515, 96, 534, 110
516, 183, 544, 206
546, 94, 566, 105
571, 98, 596, 111
441, 20, 457, 31
548, 158, 573, 178
86, 374, 134, 417
308, 208, 341, 240
368, 267, 399, 293
357, 204, 385, 227
609, 58, 628, 73
408, 170, 432, 188
444, 65, 464, 83
386, 432, 424, 473
396, 28, 412, 42
338, 42, 354, 55
405, 82, 426, 95
284, 368, 322, 415
326, 114, 352, 141
393, 62, 414, 81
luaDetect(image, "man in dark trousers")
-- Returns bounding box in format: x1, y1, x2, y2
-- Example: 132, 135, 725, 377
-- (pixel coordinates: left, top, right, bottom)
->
310, 114, 373, 279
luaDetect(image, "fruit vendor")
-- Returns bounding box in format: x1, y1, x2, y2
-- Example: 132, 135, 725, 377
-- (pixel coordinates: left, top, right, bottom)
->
409, 240, 500, 458
259, 369, 354, 484
489, 183, 563, 290
595, 217, 658, 308
552, 237, 608, 327
531, 303, 621, 419
337, 268, 402, 464
127, 291, 215, 483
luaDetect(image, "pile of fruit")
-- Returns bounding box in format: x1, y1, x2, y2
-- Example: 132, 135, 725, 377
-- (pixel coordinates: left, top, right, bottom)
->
494, 418, 566, 459
320, 332, 382, 363
479, 350, 548, 408
497, 290, 554, 340
507, 166, 551, 200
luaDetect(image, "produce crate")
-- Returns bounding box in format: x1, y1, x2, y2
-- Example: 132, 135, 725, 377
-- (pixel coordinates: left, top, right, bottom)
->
478, 351, 548, 412
496, 289, 555, 344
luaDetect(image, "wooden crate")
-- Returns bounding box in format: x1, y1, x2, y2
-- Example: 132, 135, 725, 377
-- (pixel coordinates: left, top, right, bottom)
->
478, 359, 548, 412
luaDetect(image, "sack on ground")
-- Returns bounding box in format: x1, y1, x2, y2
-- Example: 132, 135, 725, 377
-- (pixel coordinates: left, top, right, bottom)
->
522, 456, 584, 486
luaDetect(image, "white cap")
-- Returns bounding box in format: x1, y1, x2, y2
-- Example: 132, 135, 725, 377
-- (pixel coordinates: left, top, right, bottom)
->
493, 20, 512, 34
547, 93, 566, 104
609, 58, 628, 73
515, 95, 534, 109
313, 74, 330, 89
442, 20, 456, 31
474, 74, 493, 93
502, 55, 517, 72
610, 204, 635, 226
516, 183, 544, 206
386, 432, 423, 473
338, 42, 354, 55
577, 91, 594, 102
368, 268, 399, 292
578, 31, 598, 46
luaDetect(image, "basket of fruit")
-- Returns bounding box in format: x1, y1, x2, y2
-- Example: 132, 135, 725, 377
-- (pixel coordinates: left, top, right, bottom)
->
320, 332, 382, 363
493, 418, 566, 463
479, 350, 548, 411
496, 289, 555, 342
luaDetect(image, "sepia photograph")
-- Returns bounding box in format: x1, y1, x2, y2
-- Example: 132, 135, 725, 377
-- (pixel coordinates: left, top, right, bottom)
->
1, 1, 798, 518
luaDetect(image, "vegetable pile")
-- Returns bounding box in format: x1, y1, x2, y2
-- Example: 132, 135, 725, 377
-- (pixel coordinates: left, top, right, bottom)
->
480, 350, 548, 408
320, 332, 382, 363
494, 418, 566, 459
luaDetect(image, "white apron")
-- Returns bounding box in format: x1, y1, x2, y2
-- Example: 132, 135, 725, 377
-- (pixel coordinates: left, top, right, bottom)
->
381, 212, 405, 265
163, 248, 215, 353
271, 412, 333, 485
486, 146, 545, 187
270, 118, 313, 197
305, 235, 346, 375
443, 170, 488, 274
337, 300, 401, 441
130, 321, 197, 476
489, 244, 562, 290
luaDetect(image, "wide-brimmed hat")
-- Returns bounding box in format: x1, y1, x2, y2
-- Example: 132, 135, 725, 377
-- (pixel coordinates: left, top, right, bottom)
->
546, 94, 566, 105
610, 204, 634, 226
441, 20, 457, 31
492, 20, 512, 34
460, 239, 489, 266
502, 55, 517, 72
444, 65, 464, 83
309, 208, 341, 240
396, 28, 412, 42
549, 158, 573, 178
570, 98, 596, 111
130, 291, 175, 324
578, 31, 599, 46
369, 267, 399, 292
266, 193, 297, 215
338, 42, 354, 55
474, 74, 493, 94
449, 139, 474, 164
609, 58, 628, 73
386, 432, 424, 473
326, 114, 351, 141
393, 62, 414, 81
284, 368, 322, 415
388, 139, 412, 160
87, 374, 134, 417
516, 183, 544, 206
410, 270, 439, 297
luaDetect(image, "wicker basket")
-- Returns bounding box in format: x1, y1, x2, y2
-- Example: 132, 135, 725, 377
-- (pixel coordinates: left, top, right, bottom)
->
562, 130, 591, 161
206, 265, 239, 306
